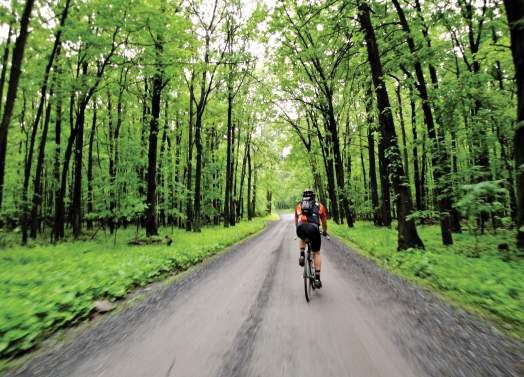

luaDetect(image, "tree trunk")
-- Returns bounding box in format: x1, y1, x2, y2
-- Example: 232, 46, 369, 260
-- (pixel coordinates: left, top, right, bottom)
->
86, 100, 97, 230
359, 123, 368, 204
54, 126, 76, 240
326, 107, 353, 226
238, 130, 251, 221
209, 127, 220, 225
316, 119, 340, 223
109, 75, 125, 232
193, 108, 203, 232
247, 143, 252, 220
138, 80, 149, 206
23, 82, 59, 242
322, 138, 339, 222
71, 61, 89, 239
173, 110, 182, 227
392, 0, 453, 245
193, 32, 213, 232
252, 153, 257, 217
377, 128, 392, 226
415, 0, 461, 231
107, 92, 115, 232
491, 26, 517, 221
0, 22, 13, 118
158, 101, 169, 227
52, 80, 63, 239
503, 0, 524, 248
28, 0, 71, 237
29, 84, 54, 238
421, 130, 428, 210
410, 87, 423, 211
224, 82, 233, 227
145, 51, 163, 236
449, 128, 462, 232
462, 1, 490, 175
0, 0, 35, 210
366, 95, 380, 225
21, 97, 44, 243
359, 1, 424, 250
185, 73, 194, 231
394, 81, 410, 179
231, 122, 239, 226
71, 104, 86, 238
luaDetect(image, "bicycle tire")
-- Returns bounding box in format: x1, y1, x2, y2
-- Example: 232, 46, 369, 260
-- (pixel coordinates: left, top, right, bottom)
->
304, 242, 313, 302
304, 258, 310, 302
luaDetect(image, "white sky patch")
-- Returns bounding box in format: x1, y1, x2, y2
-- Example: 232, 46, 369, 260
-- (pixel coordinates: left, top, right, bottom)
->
282, 145, 292, 158
0, 23, 8, 42
245, 0, 278, 70
257, 20, 268, 33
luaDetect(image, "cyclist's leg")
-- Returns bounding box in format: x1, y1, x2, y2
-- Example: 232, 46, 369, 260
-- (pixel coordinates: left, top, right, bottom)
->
298, 238, 305, 252
298, 238, 305, 265
296, 224, 306, 266
311, 227, 322, 286
313, 252, 322, 286
313, 251, 321, 272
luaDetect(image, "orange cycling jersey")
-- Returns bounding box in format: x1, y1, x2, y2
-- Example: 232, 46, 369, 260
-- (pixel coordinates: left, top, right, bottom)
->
295, 201, 327, 225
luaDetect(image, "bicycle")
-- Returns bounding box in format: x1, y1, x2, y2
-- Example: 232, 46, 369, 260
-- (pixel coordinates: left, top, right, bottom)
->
302, 233, 329, 303
303, 238, 316, 302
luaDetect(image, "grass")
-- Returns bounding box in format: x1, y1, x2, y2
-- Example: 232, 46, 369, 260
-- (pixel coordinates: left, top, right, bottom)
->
330, 221, 524, 340
0, 214, 278, 361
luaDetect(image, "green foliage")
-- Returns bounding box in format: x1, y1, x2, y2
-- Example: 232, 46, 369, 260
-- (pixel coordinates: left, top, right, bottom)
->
406, 209, 440, 223
456, 180, 510, 234
0, 216, 277, 359
330, 221, 524, 339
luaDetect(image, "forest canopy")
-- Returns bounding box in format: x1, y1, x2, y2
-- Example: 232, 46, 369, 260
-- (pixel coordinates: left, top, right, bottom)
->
0, 0, 523, 251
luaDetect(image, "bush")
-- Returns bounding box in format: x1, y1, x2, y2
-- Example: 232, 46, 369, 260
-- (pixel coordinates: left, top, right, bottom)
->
455, 180, 510, 236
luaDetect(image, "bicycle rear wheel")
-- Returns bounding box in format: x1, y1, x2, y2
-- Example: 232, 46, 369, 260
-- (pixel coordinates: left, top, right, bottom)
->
304, 259, 311, 302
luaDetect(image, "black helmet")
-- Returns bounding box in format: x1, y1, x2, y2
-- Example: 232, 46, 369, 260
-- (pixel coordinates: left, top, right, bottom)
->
303, 188, 315, 199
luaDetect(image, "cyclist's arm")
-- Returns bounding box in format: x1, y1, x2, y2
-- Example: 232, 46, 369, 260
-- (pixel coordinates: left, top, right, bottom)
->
320, 205, 328, 235
294, 205, 298, 226
321, 218, 328, 234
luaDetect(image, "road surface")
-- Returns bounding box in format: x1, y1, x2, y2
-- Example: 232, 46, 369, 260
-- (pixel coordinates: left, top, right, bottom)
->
8, 215, 524, 377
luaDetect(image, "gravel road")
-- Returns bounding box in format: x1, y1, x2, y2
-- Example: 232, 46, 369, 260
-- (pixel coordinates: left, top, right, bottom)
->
6, 215, 524, 377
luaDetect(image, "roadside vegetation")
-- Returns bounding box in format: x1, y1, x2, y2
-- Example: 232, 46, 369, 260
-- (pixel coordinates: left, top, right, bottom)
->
0, 215, 277, 361
331, 222, 524, 340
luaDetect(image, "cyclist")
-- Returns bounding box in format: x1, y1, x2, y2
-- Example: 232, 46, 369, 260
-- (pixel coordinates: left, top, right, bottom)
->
295, 189, 328, 288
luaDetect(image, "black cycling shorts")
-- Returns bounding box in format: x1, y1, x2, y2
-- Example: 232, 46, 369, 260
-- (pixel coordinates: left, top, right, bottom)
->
296, 222, 321, 252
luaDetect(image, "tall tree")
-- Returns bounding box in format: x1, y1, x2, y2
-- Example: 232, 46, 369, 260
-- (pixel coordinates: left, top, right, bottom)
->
28, 0, 72, 240
391, 0, 453, 245
365, 92, 380, 225
276, 1, 354, 226
190, 0, 226, 232
358, 1, 424, 250
71, 20, 122, 238
0, 0, 35, 210
503, 0, 524, 248
145, 10, 165, 237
